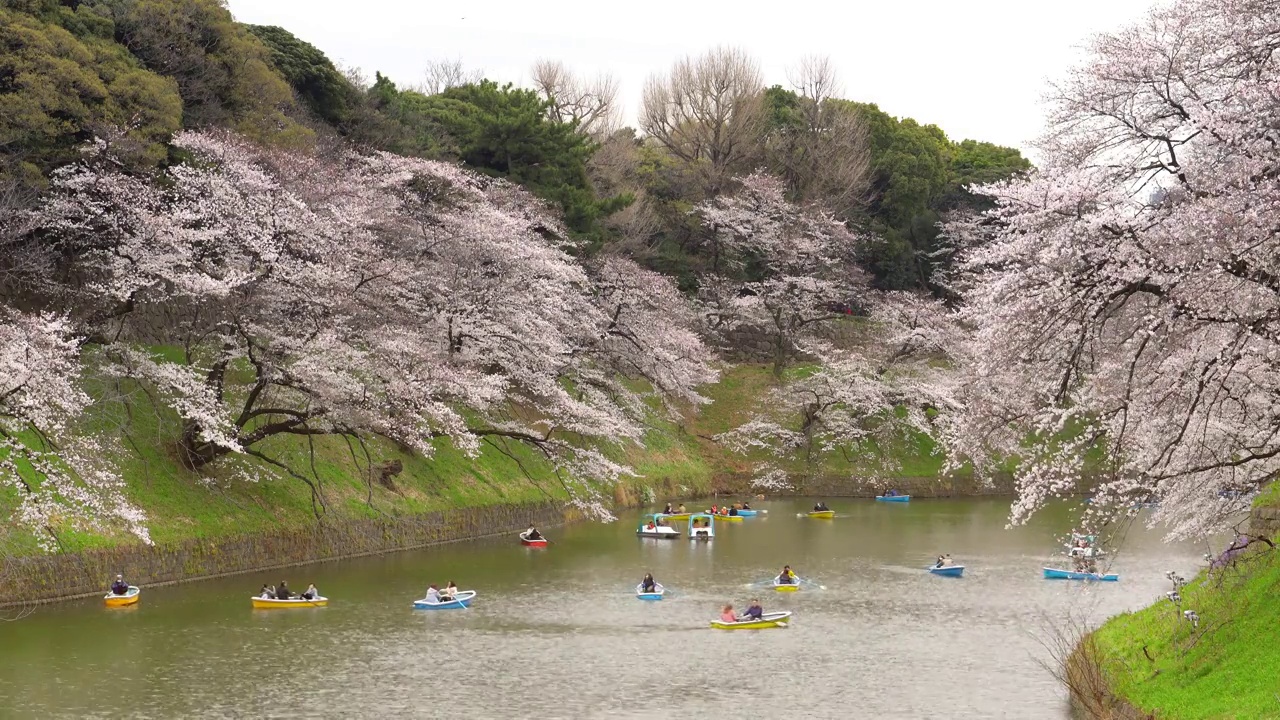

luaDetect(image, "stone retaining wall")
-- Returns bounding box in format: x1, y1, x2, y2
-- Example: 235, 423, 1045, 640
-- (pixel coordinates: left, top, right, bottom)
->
0, 501, 576, 607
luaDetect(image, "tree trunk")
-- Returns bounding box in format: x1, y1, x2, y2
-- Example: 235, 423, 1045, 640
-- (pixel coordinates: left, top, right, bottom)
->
178, 420, 231, 469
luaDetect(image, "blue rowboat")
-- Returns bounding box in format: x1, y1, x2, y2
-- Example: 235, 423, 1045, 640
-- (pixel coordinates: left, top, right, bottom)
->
735, 509, 758, 517
636, 583, 665, 600
928, 565, 964, 577
1043, 567, 1118, 582
875, 495, 910, 503
412, 590, 477, 609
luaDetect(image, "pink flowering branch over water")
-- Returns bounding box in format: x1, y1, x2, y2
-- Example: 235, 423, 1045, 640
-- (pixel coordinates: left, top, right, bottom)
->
945, 0, 1280, 540
0, 311, 149, 549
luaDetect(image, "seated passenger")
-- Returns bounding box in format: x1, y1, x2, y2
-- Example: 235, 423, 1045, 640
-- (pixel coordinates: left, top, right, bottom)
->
677, 504, 687, 513
744, 599, 763, 619
720, 604, 738, 623
441, 581, 458, 600
259, 584, 275, 599
110, 575, 129, 595
275, 581, 292, 600
777, 566, 796, 584
664, 503, 674, 514
526, 526, 543, 540
728, 507, 738, 516
426, 585, 440, 603
301, 584, 319, 600
935, 556, 946, 569
641, 573, 657, 593
742, 502, 752, 510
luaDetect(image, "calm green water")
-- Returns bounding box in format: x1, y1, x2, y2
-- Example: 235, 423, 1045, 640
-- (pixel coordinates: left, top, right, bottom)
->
0, 498, 1209, 719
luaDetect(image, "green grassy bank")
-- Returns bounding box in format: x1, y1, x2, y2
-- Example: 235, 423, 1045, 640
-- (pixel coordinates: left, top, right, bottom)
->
3, 363, 964, 558
1087, 495, 1280, 719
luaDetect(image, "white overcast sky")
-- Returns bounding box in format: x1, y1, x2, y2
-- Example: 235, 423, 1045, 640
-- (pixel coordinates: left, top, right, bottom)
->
227, 0, 1159, 157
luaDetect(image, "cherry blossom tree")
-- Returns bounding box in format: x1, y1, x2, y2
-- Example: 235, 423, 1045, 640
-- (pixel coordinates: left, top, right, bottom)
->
0, 310, 149, 550
718, 291, 962, 490
945, 0, 1280, 540
24, 130, 715, 521
697, 171, 868, 378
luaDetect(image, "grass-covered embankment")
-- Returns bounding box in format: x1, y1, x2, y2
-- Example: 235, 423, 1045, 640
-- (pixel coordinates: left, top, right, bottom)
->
0, 372, 714, 557
1087, 494, 1280, 719
2, 362, 976, 560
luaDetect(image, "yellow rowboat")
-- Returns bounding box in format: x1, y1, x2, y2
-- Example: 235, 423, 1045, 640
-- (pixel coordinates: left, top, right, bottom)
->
657, 512, 692, 521
251, 596, 328, 609
715, 515, 743, 522
710, 611, 791, 630
773, 575, 801, 592
807, 510, 835, 519
104, 586, 140, 607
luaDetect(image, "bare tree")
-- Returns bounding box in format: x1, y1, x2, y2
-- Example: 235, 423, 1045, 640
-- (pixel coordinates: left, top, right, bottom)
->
421, 57, 482, 95
767, 55, 870, 217
530, 59, 621, 136
640, 46, 766, 195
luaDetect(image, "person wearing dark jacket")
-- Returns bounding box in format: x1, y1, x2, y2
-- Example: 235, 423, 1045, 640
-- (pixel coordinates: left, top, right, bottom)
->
275, 581, 292, 600
110, 575, 129, 595
641, 573, 657, 593
744, 599, 764, 619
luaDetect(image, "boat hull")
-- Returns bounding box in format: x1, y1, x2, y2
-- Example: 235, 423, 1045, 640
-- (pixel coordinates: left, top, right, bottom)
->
251, 596, 329, 609
1043, 567, 1118, 582
412, 590, 476, 609
928, 565, 965, 577
104, 587, 140, 607
806, 510, 835, 518
735, 509, 758, 517
657, 512, 692, 521
636, 583, 665, 600
636, 530, 681, 539
710, 611, 791, 630
772, 575, 801, 591
519, 532, 547, 547
874, 496, 910, 503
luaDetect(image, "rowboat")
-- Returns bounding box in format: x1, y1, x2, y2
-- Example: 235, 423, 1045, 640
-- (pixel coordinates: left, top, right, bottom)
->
772, 574, 801, 591
412, 590, 476, 609
711, 611, 792, 630
806, 510, 835, 518
875, 495, 910, 503
688, 513, 715, 539
519, 530, 547, 547
636, 514, 682, 539
928, 565, 965, 577
657, 512, 692, 521
251, 596, 329, 609
735, 509, 758, 517
104, 586, 140, 607
717, 514, 743, 523
636, 583, 665, 601
1043, 567, 1119, 582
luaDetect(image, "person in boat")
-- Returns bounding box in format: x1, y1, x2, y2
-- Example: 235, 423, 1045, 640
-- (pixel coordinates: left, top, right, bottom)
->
441, 581, 458, 601
641, 573, 657, 593
646, 520, 656, 530
678, 503, 687, 513
301, 584, 319, 600
884, 489, 897, 497
744, 599, 763, 620
259, 584, 275, 599
934, 555, 946, 569
742, 502, 752, 510
942, 554, 954, 567
777, 566, 797, 584
275, 580, 292, 600
720, 604, 738, 623
525, 526, 543, 540
110, 574, 130, 595
426, 584, 441, 603
728, 506, 738, 516
710, 505, 718, 514
664, 503, 674, 514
